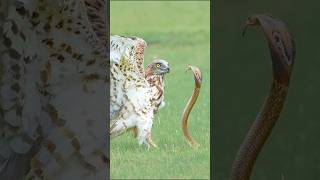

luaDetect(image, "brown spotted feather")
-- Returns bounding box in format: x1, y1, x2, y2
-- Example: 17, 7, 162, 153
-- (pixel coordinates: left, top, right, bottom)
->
0, 0, 109, 179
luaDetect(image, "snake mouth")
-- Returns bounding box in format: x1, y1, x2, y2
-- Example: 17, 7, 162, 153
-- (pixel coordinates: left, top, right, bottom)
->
187, 65, 202, 86
242, 16, 260, 37
187, 65, 198, 71
186, 65, 194, 73
187, 65, 193, 70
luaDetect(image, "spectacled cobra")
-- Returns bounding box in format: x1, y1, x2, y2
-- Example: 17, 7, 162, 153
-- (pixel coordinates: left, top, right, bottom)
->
230, 14, 296, 180
181, 65, 202, 147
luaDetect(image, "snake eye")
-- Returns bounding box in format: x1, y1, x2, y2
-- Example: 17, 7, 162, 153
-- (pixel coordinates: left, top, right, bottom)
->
156, 63, 161, 68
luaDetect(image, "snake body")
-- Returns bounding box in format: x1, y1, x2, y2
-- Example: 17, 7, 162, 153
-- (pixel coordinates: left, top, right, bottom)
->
230, 14, 296, 180
181, 65, 202, 147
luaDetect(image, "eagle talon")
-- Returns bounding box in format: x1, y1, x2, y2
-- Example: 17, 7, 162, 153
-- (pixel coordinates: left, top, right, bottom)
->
147, 135, 158, 148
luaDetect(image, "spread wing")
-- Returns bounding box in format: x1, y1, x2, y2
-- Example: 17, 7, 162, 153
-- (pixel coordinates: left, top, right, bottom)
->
110, 35, 158, 146
110, 35, 166, 147
0, 0, 108, 179
110, 35, 149, 119
110, 35, 146, 74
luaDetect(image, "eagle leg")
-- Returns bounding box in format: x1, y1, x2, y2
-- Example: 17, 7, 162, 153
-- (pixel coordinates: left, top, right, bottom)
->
136, 120, 157, 148
146, 133, 158, 148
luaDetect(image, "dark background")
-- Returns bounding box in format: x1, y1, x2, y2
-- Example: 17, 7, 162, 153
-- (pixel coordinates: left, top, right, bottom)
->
214, 0, 320, 179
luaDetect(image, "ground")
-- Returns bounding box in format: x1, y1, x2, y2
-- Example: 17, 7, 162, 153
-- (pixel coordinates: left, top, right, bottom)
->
110, 1, 210, 179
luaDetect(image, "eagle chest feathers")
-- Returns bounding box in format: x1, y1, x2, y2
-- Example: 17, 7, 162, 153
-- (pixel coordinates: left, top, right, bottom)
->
110, 35, 170, 148
146, 74, 166, 113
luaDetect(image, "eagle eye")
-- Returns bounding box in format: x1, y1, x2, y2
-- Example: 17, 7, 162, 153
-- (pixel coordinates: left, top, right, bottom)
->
156, 63, 161, 68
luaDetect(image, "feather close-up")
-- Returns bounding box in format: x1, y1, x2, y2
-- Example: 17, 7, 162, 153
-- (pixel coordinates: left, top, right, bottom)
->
0, 0, 109, 179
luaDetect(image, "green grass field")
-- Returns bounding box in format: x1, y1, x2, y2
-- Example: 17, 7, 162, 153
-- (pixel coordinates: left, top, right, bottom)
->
111, 1, 210, 179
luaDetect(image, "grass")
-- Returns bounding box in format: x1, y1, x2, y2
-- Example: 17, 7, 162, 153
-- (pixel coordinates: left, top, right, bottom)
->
111, 1, 210, 179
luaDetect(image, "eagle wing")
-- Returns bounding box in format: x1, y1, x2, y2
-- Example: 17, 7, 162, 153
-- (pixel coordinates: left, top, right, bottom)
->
110, 35, 158, 147
0, 0, 108, 179
110, 35, 146, 73
110, 35, 149, 118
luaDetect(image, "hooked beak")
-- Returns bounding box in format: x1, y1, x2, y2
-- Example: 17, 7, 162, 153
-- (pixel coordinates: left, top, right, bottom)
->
166, 67, 170, 73
159, 66, 170, 74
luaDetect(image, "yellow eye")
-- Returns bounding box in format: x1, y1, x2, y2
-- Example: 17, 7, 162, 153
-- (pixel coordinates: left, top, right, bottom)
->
156, 64, 161, 68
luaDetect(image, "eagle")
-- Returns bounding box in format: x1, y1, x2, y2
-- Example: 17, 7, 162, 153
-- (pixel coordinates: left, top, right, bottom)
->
0, 0, 109, 179
110, 35, 170, 148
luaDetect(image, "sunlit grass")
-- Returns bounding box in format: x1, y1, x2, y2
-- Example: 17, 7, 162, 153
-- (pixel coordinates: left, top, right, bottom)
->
111, 1, 210, 179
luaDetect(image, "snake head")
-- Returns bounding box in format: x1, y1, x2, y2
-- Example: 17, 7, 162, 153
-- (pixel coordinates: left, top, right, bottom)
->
242, 14, 296, 84
187, 65, 202, 88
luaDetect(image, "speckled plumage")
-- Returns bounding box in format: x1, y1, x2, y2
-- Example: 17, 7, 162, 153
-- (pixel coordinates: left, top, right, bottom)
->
0, 0, 109, 179
110, 35, 169, 148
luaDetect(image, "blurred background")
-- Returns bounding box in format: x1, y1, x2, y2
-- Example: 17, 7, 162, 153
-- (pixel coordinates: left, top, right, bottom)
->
111, 1, 210, 179
214, 0, 320, 179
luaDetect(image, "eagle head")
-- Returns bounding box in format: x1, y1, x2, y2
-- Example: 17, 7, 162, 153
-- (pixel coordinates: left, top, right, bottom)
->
146, 59, 170, 75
